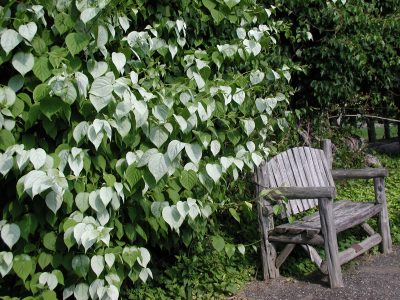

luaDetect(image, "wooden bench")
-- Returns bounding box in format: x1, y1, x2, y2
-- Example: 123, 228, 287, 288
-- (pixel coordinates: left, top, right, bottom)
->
255, 139, 392, 288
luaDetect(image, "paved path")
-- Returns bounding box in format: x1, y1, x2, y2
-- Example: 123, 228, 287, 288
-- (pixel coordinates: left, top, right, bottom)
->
234, 247, 400, 300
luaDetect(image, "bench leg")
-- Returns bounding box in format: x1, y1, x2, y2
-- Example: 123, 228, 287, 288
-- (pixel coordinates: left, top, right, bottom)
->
374, 178, 393, 254
319, 198, 344, 288
260, 238, 280, 279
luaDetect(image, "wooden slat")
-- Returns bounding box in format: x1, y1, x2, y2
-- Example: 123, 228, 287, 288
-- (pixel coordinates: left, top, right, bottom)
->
299, 147, 320, 207
268, 233, 324, 245
300, 245, 326, 274
272, 201, 382, 236
310, 149, 330, 186
265, 162, 287, 218
269, 158, 295, 215
338, 233, 382, 266
292, 148, 317, 209
320, 233, 382, 273
318, 150, 335, 186
285, 150, 310, 211
275, 244, 296, 268
275, 154, 302, 214
361, 223, 376, 236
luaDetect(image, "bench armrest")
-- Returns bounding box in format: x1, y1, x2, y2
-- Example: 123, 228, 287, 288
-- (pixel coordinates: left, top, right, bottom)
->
262, 186, 336, 200
332, 168, 388, 180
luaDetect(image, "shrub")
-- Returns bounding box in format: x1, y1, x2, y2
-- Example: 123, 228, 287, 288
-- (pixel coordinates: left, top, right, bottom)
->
0, 1, 295, 298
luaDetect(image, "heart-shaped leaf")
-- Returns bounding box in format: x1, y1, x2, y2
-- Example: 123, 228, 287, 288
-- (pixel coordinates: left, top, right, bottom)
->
18, 22, 37, 42
91, 255, 105, 277
0, 29, 22, 54
185, 143, 202, 164
112, 52, 126, 74
148, 153, 170, 182
206, 163, 222, 182
1, 224, 20, 249
12, 52, 34, 76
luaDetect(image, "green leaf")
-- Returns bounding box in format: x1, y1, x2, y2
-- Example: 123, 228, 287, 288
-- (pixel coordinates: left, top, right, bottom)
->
225, 243, 236, 258
229, 208, 240, 223
104, 173, 116, 186
43, 232, 57, 251
0, 130, 15, 151
124, 224, 136, 241
125, 165, 143, 188
33, 56, 52, 82
52, 269, 64, 285
12, 254, 33, 282
40, 97, 63, 120
211, 235, 225, 252
33, 83, 51, 102
65, 32, 90, 56
180, 170, 197, 190
237, 244, 245, 255
16, 214, 38, 241
41, 290, 57, 300
72, 255, 90, 278
55, 13, 75, 35
135, 224, 148, 242
38, 252, 53, 270
122, 247, 139, 268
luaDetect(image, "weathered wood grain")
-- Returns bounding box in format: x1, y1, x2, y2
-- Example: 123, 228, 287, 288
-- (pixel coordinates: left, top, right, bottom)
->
374, 177, 393, 254
323, 139, 333, 170
361, 222, 376, 236
318, 197, 344, 288
321, 233, 382, 273
268, 233, 324, 245
332, 168, 388, 180
275, 244, 296, 268
264, 186, 336, 200
255, 169, 280, 280
254, 140, 391, 288
300, 244, 327, 274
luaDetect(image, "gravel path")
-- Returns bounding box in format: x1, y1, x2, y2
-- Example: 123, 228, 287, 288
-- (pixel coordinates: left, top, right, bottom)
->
234, 246, 400, 300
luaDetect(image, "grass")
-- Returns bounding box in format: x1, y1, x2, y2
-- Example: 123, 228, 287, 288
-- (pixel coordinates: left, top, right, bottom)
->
352, 124, 398, 140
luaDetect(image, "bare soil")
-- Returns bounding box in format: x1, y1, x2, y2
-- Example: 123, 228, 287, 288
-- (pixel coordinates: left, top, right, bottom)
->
233, 246, 400, 300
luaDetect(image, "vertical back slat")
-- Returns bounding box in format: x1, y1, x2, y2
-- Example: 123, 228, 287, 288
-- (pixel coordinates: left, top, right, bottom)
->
281, 151, 308, 212
269, 158, 295, 215
258, 146, 336, 218
288, 148, 315, 209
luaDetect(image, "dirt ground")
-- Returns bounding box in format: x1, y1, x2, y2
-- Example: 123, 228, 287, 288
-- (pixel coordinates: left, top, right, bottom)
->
233, 246, 400, 300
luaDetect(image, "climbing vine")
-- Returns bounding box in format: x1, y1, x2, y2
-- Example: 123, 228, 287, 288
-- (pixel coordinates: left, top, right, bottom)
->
0, 1, 296, 298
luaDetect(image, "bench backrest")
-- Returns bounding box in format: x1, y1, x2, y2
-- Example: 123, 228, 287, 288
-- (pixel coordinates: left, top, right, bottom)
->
256, 146, 335, 217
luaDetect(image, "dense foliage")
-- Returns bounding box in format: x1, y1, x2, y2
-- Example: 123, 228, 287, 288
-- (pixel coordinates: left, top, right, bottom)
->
278, 0, 400, 119
0, 0, 298, 299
